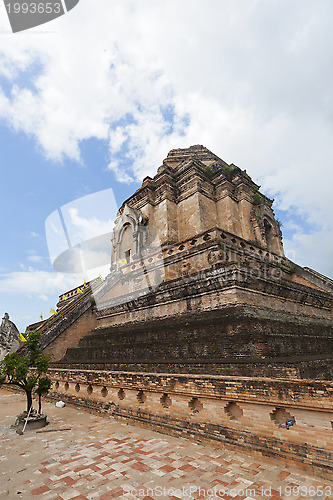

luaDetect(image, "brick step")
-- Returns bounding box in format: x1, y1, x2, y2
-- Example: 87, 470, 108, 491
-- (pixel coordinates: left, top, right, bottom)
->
50, 357, 333, 379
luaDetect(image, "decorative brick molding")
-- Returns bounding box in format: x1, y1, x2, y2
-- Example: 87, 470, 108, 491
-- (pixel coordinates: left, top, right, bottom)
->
47, 368, 333, 480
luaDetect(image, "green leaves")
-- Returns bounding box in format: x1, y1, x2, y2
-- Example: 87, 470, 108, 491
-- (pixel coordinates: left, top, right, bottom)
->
0, 330, 52, 414
253, 193, 262, 206
36, 377, 52, 396
26, 375, 38, 391
25, 331, 42, 364
35, 355, 50, 375
1, 353, 28, 383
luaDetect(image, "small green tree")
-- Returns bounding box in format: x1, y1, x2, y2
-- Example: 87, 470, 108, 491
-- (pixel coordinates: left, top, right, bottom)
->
0, 331, 51, 414
36, 377, 52, 414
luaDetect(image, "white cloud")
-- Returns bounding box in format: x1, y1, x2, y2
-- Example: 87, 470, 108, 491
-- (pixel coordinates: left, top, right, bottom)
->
284, 229, 333, 279
27, 254, 44, 263
38, 294, 49, 302
0, 0, 332, 275
0, 268, 80, 296
67, 208, 113, 241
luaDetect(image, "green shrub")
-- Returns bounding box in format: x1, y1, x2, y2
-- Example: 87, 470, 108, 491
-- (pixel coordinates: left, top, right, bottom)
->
253, 194, 261, 206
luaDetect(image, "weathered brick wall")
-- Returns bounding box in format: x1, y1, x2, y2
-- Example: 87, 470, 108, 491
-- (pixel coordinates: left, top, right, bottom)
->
47, 369, 333, 479
43, 308, 96, 362
51, 358, 333, 381
58, 302, 333, 379
97, 254, 333, 329
124, 146, 284, 255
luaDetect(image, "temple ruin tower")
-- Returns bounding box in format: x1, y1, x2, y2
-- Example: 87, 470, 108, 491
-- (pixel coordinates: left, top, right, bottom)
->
23, 147, 333, 478
110, 145, 283, 271
0, 313, 20, 360
29, 145, 333, 379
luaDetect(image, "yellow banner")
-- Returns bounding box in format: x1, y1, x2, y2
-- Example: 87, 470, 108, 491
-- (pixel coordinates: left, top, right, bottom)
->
19, 332, 27, 342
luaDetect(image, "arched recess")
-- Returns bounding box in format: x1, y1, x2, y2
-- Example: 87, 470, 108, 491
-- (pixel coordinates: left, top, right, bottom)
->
251, 202, 284, 256
111, 204, 147, 270
118, 223, 133, 264
263, 216, 281, 254
264, 219, 274, 250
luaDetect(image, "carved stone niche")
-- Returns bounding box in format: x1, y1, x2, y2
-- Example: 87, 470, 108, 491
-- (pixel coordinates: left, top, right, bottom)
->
207, 247, 229, 267
251, 205, 283, 256
111, 204, 149, 271
181, 262, 192, 276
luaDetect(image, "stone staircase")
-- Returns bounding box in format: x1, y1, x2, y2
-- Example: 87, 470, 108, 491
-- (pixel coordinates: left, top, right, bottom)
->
19, 281, 102, 354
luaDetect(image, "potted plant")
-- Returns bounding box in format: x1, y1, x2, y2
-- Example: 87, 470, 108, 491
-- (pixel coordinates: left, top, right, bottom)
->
0, 331, 52, 432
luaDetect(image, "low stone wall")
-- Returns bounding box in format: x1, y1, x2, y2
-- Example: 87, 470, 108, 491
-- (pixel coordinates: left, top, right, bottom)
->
47, 368, 333, 480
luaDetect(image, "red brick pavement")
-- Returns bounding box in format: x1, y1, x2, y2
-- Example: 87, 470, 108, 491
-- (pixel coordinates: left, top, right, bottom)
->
0, 390, 332, 499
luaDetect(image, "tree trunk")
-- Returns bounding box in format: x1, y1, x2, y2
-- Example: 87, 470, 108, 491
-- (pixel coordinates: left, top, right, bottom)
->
38, 394, 42, 415
26, 390, 32, 413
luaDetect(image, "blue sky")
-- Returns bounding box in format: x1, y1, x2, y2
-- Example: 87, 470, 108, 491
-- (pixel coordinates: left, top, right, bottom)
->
0, 124, 140, 330
0, 0, 333, 331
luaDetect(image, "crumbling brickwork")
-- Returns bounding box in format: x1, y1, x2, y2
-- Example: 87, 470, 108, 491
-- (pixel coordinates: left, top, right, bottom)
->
47, 369, 333, 480
44, 307, 96, 362
0, 313, 19, 360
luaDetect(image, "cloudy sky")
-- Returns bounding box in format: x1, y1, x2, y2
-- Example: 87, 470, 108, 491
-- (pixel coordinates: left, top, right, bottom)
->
0, 0, 332, 331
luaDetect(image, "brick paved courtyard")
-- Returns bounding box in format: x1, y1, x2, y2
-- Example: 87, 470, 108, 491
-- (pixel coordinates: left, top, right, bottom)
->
0, 389, 332, 500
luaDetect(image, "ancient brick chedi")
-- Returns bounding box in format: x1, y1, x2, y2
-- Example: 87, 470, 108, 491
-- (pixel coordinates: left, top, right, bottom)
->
40, 145, 332, 379
111, 144, 283, 256
24, 146, 333, 477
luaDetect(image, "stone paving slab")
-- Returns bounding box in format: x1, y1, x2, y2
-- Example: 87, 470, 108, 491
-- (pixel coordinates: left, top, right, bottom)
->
0, 389, 332, 500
